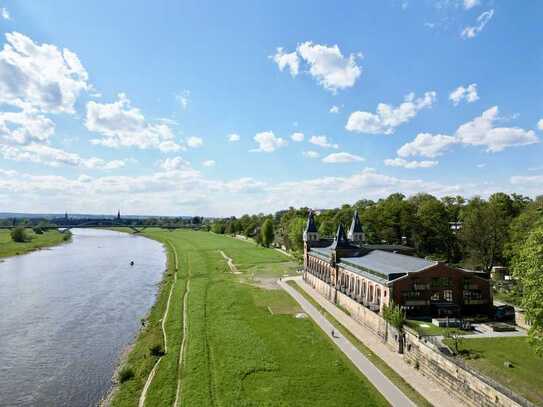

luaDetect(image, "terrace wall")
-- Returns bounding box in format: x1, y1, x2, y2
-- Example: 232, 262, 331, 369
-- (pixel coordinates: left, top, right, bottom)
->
403, 331, 534, 407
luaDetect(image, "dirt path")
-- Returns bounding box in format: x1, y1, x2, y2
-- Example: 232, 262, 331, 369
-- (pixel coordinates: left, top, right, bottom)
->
219, 250, 241, 274
138, 241, 179, 407
173, 262, 190, 406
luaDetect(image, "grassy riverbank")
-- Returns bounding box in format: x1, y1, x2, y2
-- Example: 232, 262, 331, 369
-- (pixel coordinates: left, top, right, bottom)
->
0, 229, 70, 260
111, 229, 389, 406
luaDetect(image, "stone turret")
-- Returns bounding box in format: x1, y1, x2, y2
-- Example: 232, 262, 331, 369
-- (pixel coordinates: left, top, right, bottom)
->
348, 210, 365, 243
303, 211, 319, 243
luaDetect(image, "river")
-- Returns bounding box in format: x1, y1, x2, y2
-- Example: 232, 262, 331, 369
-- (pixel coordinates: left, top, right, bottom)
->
0, 229, 166, 407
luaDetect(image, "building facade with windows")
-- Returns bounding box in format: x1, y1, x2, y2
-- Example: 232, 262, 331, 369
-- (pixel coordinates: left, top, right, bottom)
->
303, 211, 492, 317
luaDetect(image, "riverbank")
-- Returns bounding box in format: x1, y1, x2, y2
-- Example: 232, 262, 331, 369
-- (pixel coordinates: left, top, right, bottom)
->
0, 229, 70, 260
109, 229, 390, 406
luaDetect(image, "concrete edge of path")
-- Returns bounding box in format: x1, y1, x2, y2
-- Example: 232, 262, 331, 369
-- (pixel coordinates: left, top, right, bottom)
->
278, 278, 415, 407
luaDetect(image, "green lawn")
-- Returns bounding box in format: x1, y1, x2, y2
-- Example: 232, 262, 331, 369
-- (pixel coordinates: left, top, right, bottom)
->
0, 229, 69, 259
287, 280, 431, 407
112, 229, 389, 407
450, 337, 543, 405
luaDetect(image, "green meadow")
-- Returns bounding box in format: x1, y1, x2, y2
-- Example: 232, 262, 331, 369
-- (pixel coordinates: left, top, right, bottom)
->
111, 229, 388, 407
0, 229, 69, 259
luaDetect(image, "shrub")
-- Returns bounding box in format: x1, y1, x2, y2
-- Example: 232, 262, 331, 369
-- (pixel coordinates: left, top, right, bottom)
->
118, 366, 134, 383
10, 227, 28, 243
149, 344, 165, 357
33, 226, 44, 234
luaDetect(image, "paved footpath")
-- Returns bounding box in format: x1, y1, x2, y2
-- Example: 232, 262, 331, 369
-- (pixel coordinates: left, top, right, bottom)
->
279, 279, 415, 407
281, 276, 459, 407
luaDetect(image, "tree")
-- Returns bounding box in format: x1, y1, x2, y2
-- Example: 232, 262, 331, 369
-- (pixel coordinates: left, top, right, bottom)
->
445, 328, 464, 355
382, 302, 405, 330
318, 220, 335, 237
261, 219, 274, 247
288, 217, 306, 251
11, 226, 28, 243
512, 226, 543, 355
459, 197, 508, 271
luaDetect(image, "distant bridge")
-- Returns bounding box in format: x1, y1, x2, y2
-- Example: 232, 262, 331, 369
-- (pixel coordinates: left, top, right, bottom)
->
0, 220, 202, 234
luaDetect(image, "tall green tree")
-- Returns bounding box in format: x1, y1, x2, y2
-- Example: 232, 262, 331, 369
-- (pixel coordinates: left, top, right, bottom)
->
512, 227, 543, 355
288, 217, 306, 251
261, 219, 275, 247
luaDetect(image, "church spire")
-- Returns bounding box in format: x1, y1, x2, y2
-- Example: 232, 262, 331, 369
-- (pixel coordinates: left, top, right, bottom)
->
117, 210, 121, 220
348, 210, 364, 243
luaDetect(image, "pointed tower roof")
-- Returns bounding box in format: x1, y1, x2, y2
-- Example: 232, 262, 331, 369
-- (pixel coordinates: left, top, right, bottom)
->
305, 211, 318, 233
349, 210, 363, 236
330, 223, 350, 249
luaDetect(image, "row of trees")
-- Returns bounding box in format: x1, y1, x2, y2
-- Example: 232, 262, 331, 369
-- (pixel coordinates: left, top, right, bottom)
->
212, 192, 542, 271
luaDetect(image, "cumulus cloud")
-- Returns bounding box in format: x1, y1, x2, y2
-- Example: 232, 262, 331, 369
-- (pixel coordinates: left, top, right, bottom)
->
271, 47, 299, 76
176, 90, 190, 110
303, 150, 320, 159
449, 83, 479, 105
291, 132, 304, 142
251, 131, 287, 153
329, 105, 340, 113
322, 152, 364, 163
537, 119, 543, 131
461, 9, 494, 39
0, 110, 55, 145
158, 156, 191, 171
228, 133, 240, 142
187, 136, 203, 148
397, 133, 458, 158
463, 0, 479, 9
202, 159, 215, 167
1, 7, 10, 20
309, 135, 339, 149
0, 143, 125, 170
0, 32, 89, 113
384, 157, 438, 169
456, 106, 538, 152
272, 42, 362, 92
346, 91, 436, 135
86, 93, 182, 152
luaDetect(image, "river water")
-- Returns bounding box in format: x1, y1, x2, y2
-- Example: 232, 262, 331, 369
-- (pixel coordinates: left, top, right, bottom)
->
0, 229, 166, 407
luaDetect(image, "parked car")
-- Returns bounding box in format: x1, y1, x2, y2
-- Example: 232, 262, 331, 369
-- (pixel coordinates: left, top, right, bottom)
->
494, 305, 515, 322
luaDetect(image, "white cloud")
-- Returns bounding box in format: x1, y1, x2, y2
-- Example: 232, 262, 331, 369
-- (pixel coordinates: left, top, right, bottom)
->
158, 156, 191, 171
296, 42, 362, 92
303, 150, 320, 159
384, 157, 438, 169
176, 90, 190, 110
309, 135, 339, 149
271, 47, 299, 77
86, 93, 182, 152
187, 136, 203, 148
202, 159, 215, 167
456, 106, 539, 152
228, 133, 240, 142
329, 105, 340, 113
290, 132, 304, 142
322, 152, 364, 164
251, 131, 287, 153
449, 83, 479, 105
476, 163, 486, 168
1, 7, 10, 20
0, 32, 89, 113
461, 9, 494, 39
346, 91, 436, 134
537, 119, 543, 131
463, 0, 479, 9
0, 143, 125, 170
397, 133, 458, 158
0, 109, 55, 145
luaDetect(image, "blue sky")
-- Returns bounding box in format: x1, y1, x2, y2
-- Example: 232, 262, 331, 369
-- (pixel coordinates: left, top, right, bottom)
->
0, 0, 542, 216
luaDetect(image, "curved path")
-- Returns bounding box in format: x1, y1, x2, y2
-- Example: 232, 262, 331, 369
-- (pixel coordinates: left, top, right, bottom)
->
279, 278, 415, 407
174, 262, 190, 406
219, 250, 241, 274
138, 241, 180, 407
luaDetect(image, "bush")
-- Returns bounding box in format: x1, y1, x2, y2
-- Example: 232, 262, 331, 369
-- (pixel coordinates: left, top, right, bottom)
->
33, 226, 44, 234
10, 227, 28, 243
118, 366, 134, 383
149, 344, 165, 357
62, 231, 72, 241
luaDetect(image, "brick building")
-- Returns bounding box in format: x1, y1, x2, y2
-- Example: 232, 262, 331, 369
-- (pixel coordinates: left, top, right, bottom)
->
303, 211, 492, 317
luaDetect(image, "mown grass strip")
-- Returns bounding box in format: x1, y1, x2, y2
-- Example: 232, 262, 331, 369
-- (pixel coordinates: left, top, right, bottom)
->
0, 229, 70, 259
287, 280, 432, 407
